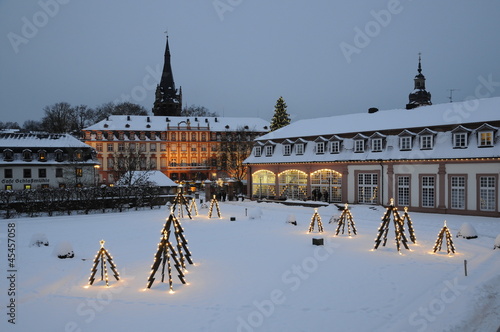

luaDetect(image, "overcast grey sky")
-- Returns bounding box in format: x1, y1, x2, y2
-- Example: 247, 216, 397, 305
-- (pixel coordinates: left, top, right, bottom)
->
1, 0, 500, 125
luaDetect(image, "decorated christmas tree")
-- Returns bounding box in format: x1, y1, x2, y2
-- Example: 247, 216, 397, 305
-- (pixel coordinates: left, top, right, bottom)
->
88, 240, 120, 286
335, 203, 357, 236
432, 220, 456, 254
373, 199, 409, 252
308, 208, 324, 233
270, 96, 291, 131
208, 195, 221, 218
400, 206, 417, 243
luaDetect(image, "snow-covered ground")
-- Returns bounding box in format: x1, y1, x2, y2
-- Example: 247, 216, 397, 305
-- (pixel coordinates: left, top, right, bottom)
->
1, 200, 499, 332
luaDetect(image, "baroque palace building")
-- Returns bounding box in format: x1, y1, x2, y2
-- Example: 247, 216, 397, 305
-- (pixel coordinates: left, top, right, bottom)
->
83, 115, 269, 184
244, 60, 500, 217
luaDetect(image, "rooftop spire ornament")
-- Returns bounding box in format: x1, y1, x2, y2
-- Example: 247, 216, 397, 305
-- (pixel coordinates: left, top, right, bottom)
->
88, 240, 120, 287
171, 188, 192, 219
432, 220, 456, 254
146, 212, 193, 291
373, 199, 409, 252
208, 195, 221, 218
400, 207, 417, 243
335, 203, 357, 236
308, 208, 324, 233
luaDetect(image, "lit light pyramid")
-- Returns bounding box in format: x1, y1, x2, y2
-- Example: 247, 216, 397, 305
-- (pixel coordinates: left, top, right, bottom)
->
171, 190, 192, 219
335, 203, 357, 236
400, 206, 417, 244
432, 220, 456, 254
88, 240, 120, 286
373, 199, 409, 252
208, 195, 221, 218
146, 212, 194, 291
308, 208, 324, 233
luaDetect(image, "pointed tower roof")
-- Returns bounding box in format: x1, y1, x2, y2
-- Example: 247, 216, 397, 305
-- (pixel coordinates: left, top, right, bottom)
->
160, 35, 176, 94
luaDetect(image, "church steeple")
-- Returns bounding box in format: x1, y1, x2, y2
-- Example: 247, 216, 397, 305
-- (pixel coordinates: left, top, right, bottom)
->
153, 34, 182, 116
406, 54, 432, 110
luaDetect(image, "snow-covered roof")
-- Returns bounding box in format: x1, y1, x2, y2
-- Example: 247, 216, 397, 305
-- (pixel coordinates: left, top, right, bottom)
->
257, 97, 500, 141
84, 115, 270, 133
0, 133, 91, 149
116, 171, 177, 187
245, 97, 500, 164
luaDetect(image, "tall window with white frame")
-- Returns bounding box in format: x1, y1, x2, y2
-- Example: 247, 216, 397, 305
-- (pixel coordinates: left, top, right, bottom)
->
254, 146, 261, 157
316, 142, 325, 154
450, 176, 466, 209
295, 143, 304, 155
479, 176, 496, 211
357, 173, 378, 204
397, 175, 410, 206
421, 176, 435, 208
265, 145, 273, 157
283, 144, 291, 156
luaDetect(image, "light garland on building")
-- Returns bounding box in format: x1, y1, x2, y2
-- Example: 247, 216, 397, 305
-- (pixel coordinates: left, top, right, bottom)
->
308, 208, 324, 233
208, 195, 221, 218
335, 203, 357, 236
432, 220, 456, 254
373, 198, 409, 252
88, 240, 120, 287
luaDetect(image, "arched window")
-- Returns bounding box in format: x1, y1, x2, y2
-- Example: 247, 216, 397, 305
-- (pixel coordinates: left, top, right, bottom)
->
3, 149, 13, 161
310, 169, 342, 203
278, 169, 308, 200
38, 149, 47, 161
55, 149, 64, 162
23, 149, 33, 161
252, 170, 276, 199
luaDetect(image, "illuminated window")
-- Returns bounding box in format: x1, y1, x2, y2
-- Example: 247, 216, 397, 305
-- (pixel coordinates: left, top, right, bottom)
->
38, 150, 47, 161
479, 131, 493, 147
75, 168, 83, 177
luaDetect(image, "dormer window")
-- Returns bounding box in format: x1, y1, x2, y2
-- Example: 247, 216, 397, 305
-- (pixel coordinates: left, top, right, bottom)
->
330, 141, 340, 154
55, 149, 64, 162
265, 145, 273, 157
23, 149, 33, 161
254, 146, 262, 157
453, 132, 468, 148
399, 136, 412, 150
283, 144, 291, 156
479, 131, 493, 147
354, 140, 364, 153
371, 138, 382, 152
3, 149, 13, 161
420, 135, 433, 150
74, 149, 83, 161
315, 142, 325, 154
38, 149, 47, 161
295, 143, 304, 155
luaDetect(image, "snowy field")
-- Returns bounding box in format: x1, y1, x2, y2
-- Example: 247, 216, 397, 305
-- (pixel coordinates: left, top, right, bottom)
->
1, 200, 499, 332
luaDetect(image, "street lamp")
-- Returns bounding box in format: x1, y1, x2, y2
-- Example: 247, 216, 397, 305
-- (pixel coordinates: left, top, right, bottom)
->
94, 165, 100, 187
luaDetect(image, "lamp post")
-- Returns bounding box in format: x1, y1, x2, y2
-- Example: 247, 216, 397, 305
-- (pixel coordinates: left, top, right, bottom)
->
94, 164, 100, 187
259, 177, 262, 199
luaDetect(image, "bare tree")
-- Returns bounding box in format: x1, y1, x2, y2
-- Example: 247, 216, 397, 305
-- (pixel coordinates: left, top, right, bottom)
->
41, 102, 78, 133
181, 105, 218, 117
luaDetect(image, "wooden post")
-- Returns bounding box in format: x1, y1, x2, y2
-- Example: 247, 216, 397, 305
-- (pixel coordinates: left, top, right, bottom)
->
464, 259, 468, 277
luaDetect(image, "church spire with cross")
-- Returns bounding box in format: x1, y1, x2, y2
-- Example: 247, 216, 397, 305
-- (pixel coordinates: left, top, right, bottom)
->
406, 53, 432, 110
152, 33, 182, 116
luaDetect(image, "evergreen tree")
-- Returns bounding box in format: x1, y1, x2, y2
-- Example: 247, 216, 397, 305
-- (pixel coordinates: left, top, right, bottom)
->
270, 96, 291, 131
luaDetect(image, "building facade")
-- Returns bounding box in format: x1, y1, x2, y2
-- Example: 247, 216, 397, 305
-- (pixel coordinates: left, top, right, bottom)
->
244, 97, 500, 217
0, 132, 99, 190
83, 115, 269, 184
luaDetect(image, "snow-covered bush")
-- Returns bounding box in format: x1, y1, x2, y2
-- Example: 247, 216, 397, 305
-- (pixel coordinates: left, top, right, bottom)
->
494, 234, 500, 250
286, 214, 297, 225
29, 233, 49, 247
248, 207, 262, 219
456, 222, 478, 239
53, 241, 75, 259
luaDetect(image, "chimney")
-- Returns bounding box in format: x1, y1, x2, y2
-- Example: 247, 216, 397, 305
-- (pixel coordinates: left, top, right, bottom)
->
368, 107, 379, 114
